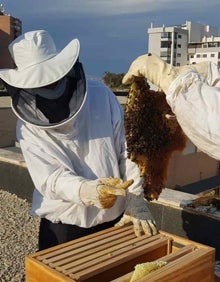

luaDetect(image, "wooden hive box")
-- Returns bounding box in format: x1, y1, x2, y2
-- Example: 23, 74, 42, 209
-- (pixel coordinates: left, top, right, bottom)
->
25, 226, 215, 282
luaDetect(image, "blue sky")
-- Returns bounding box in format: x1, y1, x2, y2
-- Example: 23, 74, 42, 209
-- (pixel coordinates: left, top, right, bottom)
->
1, 0, 220, 78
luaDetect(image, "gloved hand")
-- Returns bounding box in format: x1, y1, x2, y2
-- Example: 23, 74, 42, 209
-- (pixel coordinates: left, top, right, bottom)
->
122, 53, 209, 93
115, 192, 158, 237
80, 177, 133, 209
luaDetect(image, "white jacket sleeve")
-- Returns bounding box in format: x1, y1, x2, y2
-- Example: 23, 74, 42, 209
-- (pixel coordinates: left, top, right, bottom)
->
206, 61, 220, 87
166, 67, 220, 160
19, 139, 85, 204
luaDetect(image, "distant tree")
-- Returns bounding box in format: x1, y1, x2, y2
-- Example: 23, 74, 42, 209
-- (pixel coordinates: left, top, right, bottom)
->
102, 72, 128, 90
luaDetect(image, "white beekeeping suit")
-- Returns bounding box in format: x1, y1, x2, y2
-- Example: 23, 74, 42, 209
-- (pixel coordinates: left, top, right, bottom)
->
0, 30, 157, 243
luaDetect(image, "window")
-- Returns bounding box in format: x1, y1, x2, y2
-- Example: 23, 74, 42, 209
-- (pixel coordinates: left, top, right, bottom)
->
211, 54, 215, 58
161, 32, 171, 39
160, 51, 171, 58
208, 42, 218, 47
202, 54, 207, 58
177, 53, 181, 57
160, 41, 171, 48
196, 54, 201, 58
177, 44, 181, 48
178, 34, 182, 39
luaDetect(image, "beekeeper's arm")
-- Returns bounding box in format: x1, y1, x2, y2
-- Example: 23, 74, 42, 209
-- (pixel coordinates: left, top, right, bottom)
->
123, 54, 220, 160
122, 53, 220, 92
18, 137, 133, 210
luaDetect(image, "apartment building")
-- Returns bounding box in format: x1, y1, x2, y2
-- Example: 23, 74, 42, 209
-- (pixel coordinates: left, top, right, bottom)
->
188, 36, 220, 66
182, 21, 220, 66
148, 23, 188, 66
148, 20, 219, 67
0, 5, 22, 147
0, 4, 22, 68
148, 21, 220, 192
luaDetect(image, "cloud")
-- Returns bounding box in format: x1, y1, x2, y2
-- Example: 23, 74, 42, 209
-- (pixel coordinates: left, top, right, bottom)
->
80, 0, 220, 16
5, 0, 220, 18
2, 0, 220, 77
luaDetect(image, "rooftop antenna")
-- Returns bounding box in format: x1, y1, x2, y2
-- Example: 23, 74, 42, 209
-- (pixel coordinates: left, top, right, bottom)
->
0, 3, 5, 14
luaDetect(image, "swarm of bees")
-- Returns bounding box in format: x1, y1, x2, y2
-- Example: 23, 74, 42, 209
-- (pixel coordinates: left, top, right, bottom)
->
125, 77, 187, 201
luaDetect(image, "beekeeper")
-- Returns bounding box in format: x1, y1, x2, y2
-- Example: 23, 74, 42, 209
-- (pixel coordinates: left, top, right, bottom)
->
0, 30, 157, 250
123, 53, 220, 160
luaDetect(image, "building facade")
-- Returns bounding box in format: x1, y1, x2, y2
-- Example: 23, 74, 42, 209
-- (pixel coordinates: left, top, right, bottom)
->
148, 20, 220, 67
0, 6, 22, 68
188, 36, 220, 66
148, 23, 188, 66
0, 5, 22, 147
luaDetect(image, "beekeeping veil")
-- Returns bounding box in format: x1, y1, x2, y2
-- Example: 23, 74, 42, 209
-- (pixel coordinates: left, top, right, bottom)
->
0, 30, 87, 128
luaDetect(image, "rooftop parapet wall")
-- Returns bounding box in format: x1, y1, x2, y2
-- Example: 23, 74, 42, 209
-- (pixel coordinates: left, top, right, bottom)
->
0, 97, 17, 147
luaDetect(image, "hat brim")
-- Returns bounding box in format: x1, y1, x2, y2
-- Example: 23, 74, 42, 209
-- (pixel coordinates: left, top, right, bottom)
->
0, 38, 80, 88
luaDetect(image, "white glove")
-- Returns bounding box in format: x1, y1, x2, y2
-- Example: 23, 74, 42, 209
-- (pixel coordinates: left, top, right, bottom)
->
115, 192, 158, 237
122, 53, 209, 93
80, 177, 133, 209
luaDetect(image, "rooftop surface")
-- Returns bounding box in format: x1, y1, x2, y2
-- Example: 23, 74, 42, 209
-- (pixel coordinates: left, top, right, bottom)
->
0, 96, 11, 108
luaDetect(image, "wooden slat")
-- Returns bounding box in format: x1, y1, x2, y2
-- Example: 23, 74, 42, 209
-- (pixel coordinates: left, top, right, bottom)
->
160, 230, 212, 250
49, 234, 134, 267
36, 226, 134, 261
137, 248, 214, 282
65, 237, 169, 280
111, 244, 196, 282
49, 234, 163, 269
41, 227, 136, 264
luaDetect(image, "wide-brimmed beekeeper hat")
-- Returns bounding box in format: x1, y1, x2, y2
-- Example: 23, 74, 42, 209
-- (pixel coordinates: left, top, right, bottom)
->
1, 30, 87, 129
0, 29, 80, 88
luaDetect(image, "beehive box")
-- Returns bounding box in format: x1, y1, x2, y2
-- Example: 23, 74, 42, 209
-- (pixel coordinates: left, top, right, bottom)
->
25, 225, 215, 282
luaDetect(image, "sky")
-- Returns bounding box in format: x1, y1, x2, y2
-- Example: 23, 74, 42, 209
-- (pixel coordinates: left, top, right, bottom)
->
1, 0, 220, 78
